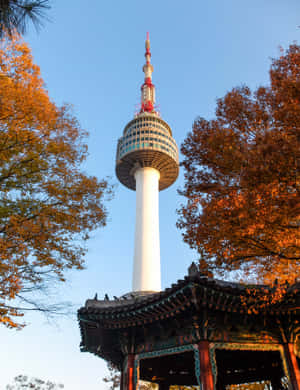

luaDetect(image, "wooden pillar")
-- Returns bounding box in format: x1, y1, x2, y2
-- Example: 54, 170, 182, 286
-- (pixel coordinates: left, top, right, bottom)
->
198, 341, 214, 390
120, 370, 124, 390
284, 343, 300, 390
127, 354, 135, 390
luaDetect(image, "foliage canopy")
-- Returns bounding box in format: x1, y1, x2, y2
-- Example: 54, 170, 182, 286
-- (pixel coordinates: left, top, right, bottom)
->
6, 375, 63, 390
178, 44, 300, 285
0, 34, 111, 328
0, 0, 50, 37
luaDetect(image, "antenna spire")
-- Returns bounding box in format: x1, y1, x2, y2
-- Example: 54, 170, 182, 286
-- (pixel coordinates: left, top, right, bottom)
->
140, 32, 156, 113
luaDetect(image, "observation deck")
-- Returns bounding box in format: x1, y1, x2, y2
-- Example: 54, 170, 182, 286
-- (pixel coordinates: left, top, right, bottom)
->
116, 112, 179, 191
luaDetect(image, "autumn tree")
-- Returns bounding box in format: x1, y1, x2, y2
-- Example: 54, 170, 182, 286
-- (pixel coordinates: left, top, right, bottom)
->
6, 375, 63, 390
0, 33, 111, 328
103, 363, 121, 390
103, 364, 158, 390
0, 0, 50, 37
178, 44, 299, 285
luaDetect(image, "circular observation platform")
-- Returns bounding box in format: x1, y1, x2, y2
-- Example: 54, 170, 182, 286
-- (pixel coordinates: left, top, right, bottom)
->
116, 114, 179, 191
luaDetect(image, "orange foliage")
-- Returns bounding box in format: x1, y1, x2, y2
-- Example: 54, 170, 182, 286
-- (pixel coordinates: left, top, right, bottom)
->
0, 34, 111, 328
178, 45, 300, 286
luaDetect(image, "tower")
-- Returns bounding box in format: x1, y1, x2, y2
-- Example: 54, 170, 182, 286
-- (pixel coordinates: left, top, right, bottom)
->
116, 33, 179, 292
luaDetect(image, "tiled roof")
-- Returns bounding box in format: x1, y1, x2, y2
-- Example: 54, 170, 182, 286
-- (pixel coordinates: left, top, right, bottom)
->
78, 273, 300, 328
77, 272, 300, 367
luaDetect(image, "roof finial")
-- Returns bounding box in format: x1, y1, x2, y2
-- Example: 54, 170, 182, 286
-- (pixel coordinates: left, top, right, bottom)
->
141, 33, 155, 113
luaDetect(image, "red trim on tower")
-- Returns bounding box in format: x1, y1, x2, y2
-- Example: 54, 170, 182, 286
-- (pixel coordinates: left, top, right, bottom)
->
141, 101, 154, 113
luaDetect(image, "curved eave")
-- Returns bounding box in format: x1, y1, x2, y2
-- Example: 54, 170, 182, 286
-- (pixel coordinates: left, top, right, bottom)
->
78, 275, 300, 368
78, 275, 300, 331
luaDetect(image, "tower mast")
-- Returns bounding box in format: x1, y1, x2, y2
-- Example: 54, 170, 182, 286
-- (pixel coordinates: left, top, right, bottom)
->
116, 34, 179, 292
141, 31, 155, 113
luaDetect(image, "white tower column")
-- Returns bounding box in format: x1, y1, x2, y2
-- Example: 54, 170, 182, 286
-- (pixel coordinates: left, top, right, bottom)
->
133, 167, 161, 292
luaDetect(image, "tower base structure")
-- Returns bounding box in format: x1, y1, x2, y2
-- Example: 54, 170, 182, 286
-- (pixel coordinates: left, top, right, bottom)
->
78, 269, 300, 389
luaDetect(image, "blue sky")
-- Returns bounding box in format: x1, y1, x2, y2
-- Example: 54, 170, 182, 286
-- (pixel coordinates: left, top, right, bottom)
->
0, 1, 299, 389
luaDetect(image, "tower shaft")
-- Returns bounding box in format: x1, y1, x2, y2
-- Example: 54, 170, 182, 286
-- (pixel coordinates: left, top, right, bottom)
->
133, 167, 161, 292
